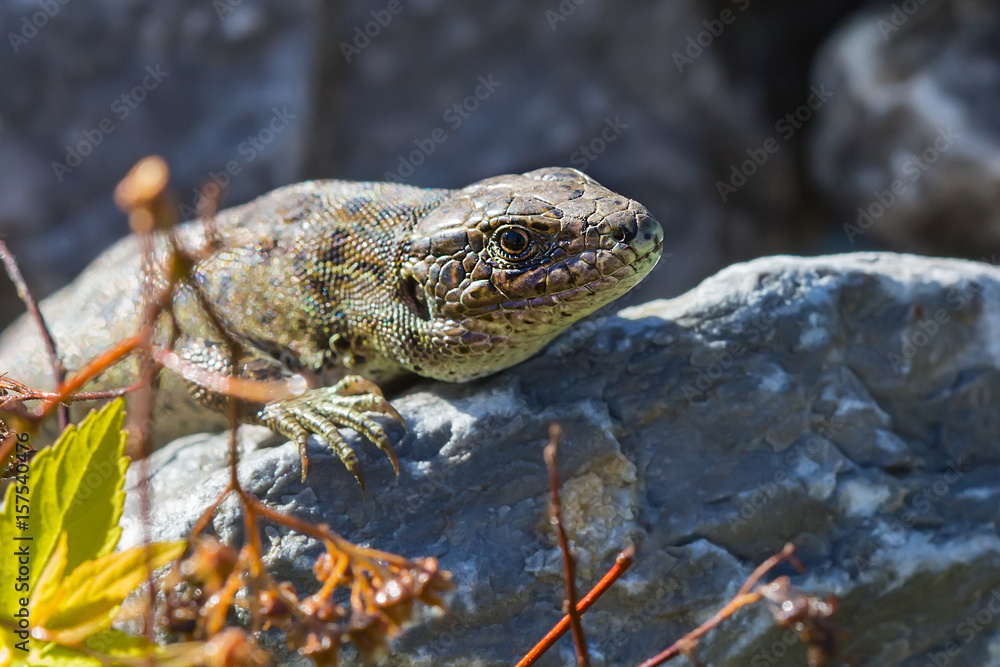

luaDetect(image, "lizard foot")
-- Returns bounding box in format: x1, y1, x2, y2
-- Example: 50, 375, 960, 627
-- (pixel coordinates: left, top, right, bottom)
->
258, 376, 404, 489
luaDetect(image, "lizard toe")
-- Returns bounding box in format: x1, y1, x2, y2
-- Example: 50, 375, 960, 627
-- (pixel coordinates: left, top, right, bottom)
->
258, 383, 403, 486
339, 394, 406, 430
294, 407, 365, 489
261, 407, 313, 481
354, 414, 399, 476
311, 402, 398, 477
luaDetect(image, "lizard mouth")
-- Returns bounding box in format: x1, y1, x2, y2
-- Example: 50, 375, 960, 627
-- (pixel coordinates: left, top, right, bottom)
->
493, 241, 662, 313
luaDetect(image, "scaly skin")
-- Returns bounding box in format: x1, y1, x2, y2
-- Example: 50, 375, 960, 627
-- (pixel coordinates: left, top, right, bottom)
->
0, 167, 662, 486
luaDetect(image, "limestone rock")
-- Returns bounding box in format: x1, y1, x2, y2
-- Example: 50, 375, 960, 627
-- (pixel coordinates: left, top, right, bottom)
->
121, 252, 1000, 666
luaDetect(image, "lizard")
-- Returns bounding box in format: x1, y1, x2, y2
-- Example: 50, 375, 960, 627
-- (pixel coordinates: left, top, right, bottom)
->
0, 167, 663, 487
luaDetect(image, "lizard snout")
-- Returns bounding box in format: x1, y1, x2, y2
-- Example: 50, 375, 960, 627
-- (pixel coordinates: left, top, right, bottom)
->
621, 208, 663, 261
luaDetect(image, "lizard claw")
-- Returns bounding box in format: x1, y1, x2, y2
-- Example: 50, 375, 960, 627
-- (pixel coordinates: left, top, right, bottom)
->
328, 376, 406, 427
258, 375, 404, 487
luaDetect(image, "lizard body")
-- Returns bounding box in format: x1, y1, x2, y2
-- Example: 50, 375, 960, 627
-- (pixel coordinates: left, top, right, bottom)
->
0, 167, 662, 484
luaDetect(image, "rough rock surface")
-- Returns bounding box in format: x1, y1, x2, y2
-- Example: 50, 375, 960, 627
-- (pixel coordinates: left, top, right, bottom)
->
810, 0, 1000, 258
121, 252, 1000, 666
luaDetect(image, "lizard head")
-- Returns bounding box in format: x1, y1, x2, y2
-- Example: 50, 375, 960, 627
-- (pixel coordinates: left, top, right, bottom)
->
396, 167, 663, 381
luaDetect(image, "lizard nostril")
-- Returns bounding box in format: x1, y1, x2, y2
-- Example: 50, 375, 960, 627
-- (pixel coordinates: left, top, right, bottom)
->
401, 275, 431, 321
611, 218, 637, 244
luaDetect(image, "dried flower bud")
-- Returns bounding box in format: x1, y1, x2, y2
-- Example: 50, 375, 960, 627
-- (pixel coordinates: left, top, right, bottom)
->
162, 599, 199, 636
758, 577, 838, 666
346, 613, 392, 656
301, 629, 341, 667
182, 536, 239, 593
257, 589, 290, 619
300, 594, 345, 623
113, 156, 177, 233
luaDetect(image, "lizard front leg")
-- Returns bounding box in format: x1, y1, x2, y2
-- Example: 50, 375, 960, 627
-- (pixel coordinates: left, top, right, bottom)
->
177, 338, 404, 488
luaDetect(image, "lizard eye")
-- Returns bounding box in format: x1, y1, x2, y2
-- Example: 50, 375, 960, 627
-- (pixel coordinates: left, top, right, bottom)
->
494, 225, 533, 261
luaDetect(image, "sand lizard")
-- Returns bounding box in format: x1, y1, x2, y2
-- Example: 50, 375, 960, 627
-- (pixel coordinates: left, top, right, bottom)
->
0, 167, 663, 486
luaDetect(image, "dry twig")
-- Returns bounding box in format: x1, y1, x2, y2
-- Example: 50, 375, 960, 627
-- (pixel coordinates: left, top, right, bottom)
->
0, 239, 67, 428
543, 423, 589, 666
635, 543, 837, 667
516, 546, 635, 667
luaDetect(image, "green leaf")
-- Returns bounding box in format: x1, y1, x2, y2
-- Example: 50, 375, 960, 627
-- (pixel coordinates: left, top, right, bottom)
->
29, 533, 69, 612
19, 629, 156, 666
0, 400, 129, 655
0, 401, 195, 665
1, 400, 128, 592
34, 541, 185, 644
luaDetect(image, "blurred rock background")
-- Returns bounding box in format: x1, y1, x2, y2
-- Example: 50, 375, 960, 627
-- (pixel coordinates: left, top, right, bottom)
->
1, 0, 997, 327
5, 2, 1000, 665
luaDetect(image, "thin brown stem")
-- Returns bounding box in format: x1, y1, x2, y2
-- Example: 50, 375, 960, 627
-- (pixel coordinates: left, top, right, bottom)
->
543, 422, 589, 667
634, 543, 800, 667
154, 347, 293, 406
56, 381, 146, 402
189, 483, 236, 540
0, 239, 68, 429
1, 385, 130, 410
738, 542, 799, 597
516, 546, 635, 667
38, 330, 148, 418
634, 592, 763, 667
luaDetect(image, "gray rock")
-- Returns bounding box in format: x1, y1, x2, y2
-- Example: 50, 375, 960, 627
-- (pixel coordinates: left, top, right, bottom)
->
810, 0, 1000, 258
121, 252, 1000, 666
